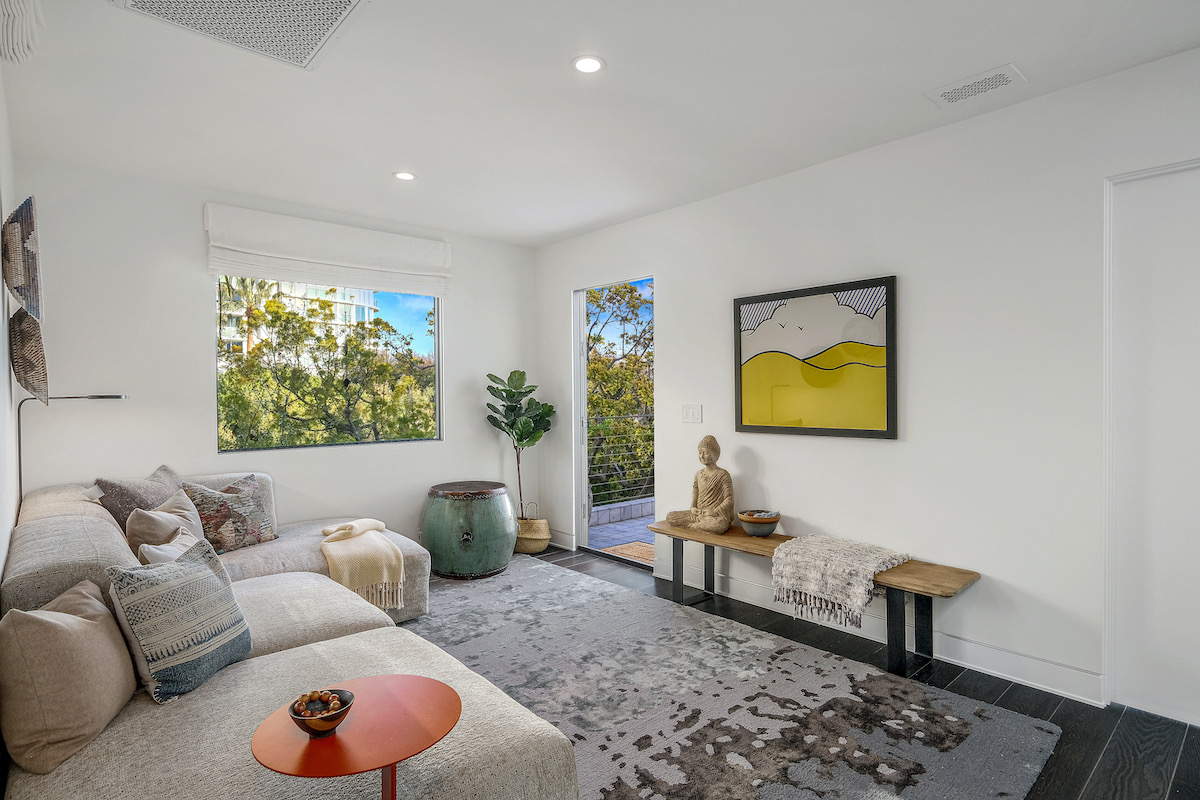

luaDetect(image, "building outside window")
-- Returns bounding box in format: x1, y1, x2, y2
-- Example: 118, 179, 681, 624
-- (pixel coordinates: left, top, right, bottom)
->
216, 275, 438, 451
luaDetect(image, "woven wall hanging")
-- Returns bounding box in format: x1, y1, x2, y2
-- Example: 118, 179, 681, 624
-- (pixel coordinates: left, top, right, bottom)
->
8, 306, 47, 404
2, 196, 42, 321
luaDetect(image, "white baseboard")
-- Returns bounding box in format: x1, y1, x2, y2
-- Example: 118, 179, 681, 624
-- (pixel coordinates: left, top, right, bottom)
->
548, 528, 575, 550
655, 560, 1103, 708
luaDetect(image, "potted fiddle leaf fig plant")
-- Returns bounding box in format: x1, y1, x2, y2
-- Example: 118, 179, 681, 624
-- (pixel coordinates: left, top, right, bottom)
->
486, 370, 555, 554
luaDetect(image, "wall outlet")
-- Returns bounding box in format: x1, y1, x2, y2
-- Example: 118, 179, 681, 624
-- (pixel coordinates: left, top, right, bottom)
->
682, 404, 703, 423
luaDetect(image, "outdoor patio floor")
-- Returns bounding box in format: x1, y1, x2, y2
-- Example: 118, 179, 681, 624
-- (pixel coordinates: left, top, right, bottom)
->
586, 515, 655, 550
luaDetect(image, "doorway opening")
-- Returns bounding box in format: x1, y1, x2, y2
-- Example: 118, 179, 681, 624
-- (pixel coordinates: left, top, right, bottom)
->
1105, 159, 1200, 724
575, 278, 654, 566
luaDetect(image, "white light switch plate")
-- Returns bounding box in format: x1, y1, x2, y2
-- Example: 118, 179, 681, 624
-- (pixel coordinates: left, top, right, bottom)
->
682, 404, 703, 423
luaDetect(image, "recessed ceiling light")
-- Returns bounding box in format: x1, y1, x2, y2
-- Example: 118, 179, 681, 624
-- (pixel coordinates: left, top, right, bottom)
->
393, 171, 416, 181
572, 55, 605, 74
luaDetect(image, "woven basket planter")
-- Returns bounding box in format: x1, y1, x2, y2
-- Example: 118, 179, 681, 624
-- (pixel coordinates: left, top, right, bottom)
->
514, 518, 552, 554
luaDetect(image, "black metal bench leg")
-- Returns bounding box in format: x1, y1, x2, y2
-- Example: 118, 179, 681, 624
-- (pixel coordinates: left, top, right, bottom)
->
914, 594, 934, 662
704, 545, 715, 594
886, 587, 907, 675
672, 537, 684, 603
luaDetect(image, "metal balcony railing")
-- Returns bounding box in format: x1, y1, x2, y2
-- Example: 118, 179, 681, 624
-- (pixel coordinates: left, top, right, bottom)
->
588, 413, 654, 508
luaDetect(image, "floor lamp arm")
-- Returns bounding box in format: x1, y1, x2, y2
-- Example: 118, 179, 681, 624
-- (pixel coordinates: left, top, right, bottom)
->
15, 393, 128, 513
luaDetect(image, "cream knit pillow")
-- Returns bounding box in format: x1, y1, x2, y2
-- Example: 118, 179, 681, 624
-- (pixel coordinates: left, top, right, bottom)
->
0, 581, 137, 774
125, 489, 205, 562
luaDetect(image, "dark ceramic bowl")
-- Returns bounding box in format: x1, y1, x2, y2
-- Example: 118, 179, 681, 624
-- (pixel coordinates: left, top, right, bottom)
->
288, 688, 354, 738
737, 510, 781, 537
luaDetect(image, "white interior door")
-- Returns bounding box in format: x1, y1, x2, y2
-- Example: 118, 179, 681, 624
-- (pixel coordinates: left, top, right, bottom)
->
1107, 161, 1200, 724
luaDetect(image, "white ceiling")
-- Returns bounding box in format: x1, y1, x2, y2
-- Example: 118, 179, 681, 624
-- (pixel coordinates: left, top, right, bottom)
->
5, 1, 1200, 247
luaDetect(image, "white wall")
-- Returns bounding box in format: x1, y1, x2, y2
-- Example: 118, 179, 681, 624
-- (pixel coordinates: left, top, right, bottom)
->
13, 157, 538, 538
0, 65, 19, 572
534, 47, 1200, 706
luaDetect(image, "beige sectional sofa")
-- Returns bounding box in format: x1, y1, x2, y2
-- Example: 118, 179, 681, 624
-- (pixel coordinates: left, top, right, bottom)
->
0, 472, 579, 800
1, 473, 431, 623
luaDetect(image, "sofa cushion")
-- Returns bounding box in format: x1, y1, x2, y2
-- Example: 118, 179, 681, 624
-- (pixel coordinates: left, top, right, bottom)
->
94, 464, 182, 531
0, 580, 137, 774
231, 572, 393, 658
15, 484, 120, 530
124, 489, 205, 561
220, 518, 431, 624
3, 627, 578, 800
106, 539, 251, 703
1, 515, 138, 617
183, 475, 276, 554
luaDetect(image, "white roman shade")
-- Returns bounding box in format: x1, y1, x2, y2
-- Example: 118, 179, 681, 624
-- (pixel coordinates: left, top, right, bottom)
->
204, 203, 452, 297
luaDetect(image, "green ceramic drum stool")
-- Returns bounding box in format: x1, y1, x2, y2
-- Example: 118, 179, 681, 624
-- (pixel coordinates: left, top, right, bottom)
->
421, 481, 519, 579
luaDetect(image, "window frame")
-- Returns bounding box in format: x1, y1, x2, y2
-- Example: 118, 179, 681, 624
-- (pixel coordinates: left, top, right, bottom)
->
214, 275, 443, 452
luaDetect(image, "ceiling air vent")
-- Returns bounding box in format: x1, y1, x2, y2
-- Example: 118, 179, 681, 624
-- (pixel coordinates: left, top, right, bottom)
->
925, 63, 1026, 109
108, 0, 368, 69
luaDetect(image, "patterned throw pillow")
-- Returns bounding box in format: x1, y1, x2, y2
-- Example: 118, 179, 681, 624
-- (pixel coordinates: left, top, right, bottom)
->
94, 464, 182, 531
183, 475, 276, 554
106, 539, 251, 703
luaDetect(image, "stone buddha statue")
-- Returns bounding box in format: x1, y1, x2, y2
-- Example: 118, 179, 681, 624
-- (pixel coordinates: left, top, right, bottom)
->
665, 435, 734, 535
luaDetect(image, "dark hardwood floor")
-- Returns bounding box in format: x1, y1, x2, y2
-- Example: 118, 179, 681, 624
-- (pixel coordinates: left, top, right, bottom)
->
536, 547, 1199, 800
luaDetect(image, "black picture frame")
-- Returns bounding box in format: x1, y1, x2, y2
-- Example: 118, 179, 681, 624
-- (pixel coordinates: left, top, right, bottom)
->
734, 275, 896, 439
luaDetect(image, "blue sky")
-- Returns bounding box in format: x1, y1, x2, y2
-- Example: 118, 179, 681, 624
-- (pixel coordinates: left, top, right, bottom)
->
632, 276, 653, 305
588, 277, 653, 350
600, 275, 654, 318
374, 291, 436, 356
632, 277, 654, 328
375, 278, 651, 358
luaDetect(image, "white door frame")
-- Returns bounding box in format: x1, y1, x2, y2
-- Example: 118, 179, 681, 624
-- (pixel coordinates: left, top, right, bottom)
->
572, 276, 655, 552
571, 287, 589, 550
1102, 156, 1200, 710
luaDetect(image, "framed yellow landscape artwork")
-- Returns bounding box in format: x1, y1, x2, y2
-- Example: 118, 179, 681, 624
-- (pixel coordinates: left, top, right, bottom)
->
734, 276, 896, 439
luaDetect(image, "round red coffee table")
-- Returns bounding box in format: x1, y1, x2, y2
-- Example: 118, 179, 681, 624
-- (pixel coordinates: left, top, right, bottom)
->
252, 674, 462, 800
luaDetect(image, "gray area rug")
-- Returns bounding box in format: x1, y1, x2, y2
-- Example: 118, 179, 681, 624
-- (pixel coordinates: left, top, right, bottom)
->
402, 555, 1059, 799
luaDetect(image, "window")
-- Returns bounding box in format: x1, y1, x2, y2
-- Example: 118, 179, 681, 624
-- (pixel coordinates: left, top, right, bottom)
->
216, 275, 438, 451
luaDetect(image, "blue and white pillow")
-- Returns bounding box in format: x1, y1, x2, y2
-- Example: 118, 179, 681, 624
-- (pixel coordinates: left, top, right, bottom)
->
106, 538, 251, 703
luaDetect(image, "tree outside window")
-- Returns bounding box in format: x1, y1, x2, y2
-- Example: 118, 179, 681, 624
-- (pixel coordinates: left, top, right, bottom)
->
216, 276, 438, 451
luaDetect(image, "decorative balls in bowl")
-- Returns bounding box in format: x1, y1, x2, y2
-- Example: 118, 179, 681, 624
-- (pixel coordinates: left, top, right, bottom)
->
737, 510, 781, 537
288, 688, 354, 738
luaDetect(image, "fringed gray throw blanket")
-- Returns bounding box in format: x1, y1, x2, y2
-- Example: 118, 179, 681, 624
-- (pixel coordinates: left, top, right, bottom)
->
772, 534, 909, 628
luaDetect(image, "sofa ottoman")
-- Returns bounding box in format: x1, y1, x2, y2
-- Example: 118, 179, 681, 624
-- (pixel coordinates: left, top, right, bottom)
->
4, 627, 579, 800
231, 571, 395, 658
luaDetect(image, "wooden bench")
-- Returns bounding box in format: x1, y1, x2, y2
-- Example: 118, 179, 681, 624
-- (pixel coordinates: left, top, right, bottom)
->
647, 520, 980, 676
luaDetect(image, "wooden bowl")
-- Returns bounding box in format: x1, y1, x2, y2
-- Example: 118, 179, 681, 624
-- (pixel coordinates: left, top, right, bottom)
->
737, 510, 780, 537
288, 689, 354, 738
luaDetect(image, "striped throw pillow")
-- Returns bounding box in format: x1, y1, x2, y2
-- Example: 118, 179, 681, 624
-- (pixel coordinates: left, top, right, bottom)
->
106, 538, 251, 703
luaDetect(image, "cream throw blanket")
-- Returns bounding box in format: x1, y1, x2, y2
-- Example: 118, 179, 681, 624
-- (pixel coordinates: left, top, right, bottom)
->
320, 519, 404, 610
771, 533, 908, 628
